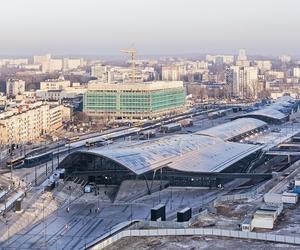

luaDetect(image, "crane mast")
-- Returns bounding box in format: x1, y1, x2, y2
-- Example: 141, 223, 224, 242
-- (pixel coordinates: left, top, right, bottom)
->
120, 48, 137, 82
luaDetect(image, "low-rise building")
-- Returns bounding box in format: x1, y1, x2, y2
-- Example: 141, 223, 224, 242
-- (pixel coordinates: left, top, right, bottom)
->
40, 76, 71, 91
36, 85, 87, 101
0, 58, 28, 67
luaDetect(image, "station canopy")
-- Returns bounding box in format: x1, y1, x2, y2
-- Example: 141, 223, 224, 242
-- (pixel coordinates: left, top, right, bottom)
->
72, 134, 264, 175
233, 107, 288, 123
245, 108, 287, 120
275, 95, 295, 104
196, 118, 267, 141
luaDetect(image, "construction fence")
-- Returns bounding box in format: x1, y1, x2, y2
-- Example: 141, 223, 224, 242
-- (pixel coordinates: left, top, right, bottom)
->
89, 227, 300, 250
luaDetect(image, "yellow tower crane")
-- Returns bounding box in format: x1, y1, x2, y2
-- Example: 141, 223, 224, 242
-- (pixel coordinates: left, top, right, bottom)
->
120, 47, 137, 82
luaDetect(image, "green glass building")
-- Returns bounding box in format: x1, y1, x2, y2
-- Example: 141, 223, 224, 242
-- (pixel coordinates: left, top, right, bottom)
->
83, 81, 186, 119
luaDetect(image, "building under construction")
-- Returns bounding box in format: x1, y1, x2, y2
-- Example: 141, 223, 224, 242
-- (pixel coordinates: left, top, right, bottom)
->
83, 81, 186, 120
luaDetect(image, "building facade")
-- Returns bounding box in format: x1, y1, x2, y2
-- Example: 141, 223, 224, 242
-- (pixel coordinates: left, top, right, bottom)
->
0, 102, 68, 144
293, 68, 300, 78
230, 66, 258, 98
161, 66, 180, 81
206, 55, 234, 64
83, 81, 186, 119
40, 76, 71, 91
6, 79, 26, 97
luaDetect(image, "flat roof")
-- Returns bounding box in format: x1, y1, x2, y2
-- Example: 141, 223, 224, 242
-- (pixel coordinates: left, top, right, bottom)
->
196, 118, 267, 141
75, 133, 264, 175
87, 81, 184, 91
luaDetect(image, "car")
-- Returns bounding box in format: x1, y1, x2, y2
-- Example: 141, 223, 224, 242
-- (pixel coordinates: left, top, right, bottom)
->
271, 128, 281, 133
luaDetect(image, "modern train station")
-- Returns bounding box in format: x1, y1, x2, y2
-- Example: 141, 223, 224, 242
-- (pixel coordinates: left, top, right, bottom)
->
59, 120, 266, 188
59, 96, 299, 189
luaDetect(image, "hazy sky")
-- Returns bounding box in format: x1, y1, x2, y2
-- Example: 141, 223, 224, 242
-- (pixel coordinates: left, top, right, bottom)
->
0, 0, 299, 56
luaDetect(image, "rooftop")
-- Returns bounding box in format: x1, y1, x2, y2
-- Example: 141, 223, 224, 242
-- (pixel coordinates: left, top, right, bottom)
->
87, 81, 184, 91
196, 118, 267, 141
72, 133, 263, 175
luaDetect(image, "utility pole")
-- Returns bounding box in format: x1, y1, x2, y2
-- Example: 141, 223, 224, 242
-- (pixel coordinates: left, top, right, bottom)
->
35, 165, 37, 186
130, 203, 133, 222
51, 155, 54, 174
57, 142, 60, 165
43, 198, 46, 248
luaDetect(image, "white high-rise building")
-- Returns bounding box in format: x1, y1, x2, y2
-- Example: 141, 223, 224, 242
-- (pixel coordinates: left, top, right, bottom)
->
63, 58, 83, 71
34, 54, 53, 73
293, 68, 300, 78
279, 54, 291, 63
255, 60, 272, 73
236, 49, 250, 67
6, 79, 26, 97
230, 66, 258, 98
48, 59, 63, 72
237, 49, 247, 61
205, 55, 234, 64
91, 64, 105, 79
162, 65, 180, 81
33, 54, 51, 65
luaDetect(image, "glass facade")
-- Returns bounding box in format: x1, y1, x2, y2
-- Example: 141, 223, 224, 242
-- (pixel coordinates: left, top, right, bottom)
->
83, 86, 186, 118
59, 152, 260, 187
84, 91, 117, 112
151, 89, 185, 111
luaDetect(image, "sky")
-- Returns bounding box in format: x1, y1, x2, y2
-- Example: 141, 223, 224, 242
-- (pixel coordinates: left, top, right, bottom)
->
0, 0, 299, 57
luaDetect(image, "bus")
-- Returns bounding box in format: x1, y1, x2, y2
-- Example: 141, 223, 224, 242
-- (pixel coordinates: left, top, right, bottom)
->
6, 156, 25, 169
66, 136, 80, 144
85, 138, 106, 148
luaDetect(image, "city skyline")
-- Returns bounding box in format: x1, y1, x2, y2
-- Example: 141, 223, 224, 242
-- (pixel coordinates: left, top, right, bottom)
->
2, 1, 300, 250
0, 0, 299, 57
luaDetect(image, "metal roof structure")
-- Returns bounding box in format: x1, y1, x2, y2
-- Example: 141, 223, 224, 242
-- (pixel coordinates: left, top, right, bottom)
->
233, 107, 288, 123
75, 134, 263, 175
196, 118, 267, 141
275, 95, 295, 104
232, 97, 296, 123
245, 108, 287, 120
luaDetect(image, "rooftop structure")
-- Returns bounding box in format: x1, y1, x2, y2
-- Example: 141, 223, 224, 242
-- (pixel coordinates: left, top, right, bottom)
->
59, 133, 264, 186
197, 118, 267, 141
232, 97, 298, 124
233, 108, 288, 124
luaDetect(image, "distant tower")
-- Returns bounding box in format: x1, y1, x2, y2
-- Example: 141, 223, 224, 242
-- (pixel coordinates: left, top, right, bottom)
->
225, 66, 233, 97
237, 49, 247, 61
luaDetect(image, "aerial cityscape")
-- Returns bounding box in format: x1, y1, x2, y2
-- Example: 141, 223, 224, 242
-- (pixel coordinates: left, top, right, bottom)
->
1, 0, 300, 249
